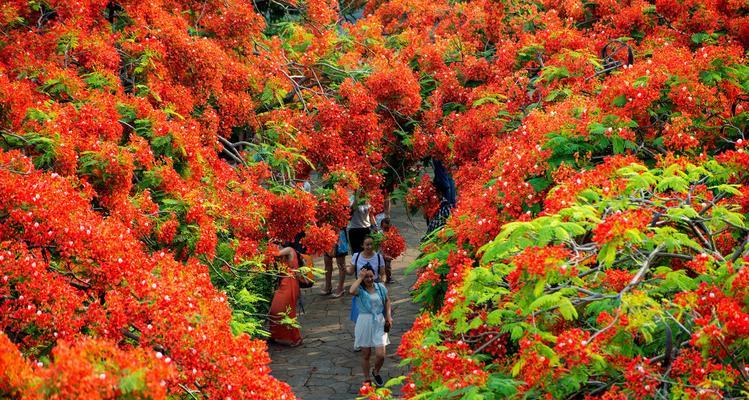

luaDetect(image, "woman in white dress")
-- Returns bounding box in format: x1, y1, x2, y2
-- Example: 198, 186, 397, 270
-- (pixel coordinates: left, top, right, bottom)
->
349, 265, 393, 387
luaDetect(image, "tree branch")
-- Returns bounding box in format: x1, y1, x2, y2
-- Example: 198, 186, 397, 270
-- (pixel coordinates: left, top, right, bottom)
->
121, 327, 166, 353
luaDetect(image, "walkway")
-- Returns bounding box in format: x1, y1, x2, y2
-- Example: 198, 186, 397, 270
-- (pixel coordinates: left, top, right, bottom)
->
269, 206, 425, 399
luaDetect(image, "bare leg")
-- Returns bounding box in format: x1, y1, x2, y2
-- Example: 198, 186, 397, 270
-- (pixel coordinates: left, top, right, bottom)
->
361, 347, 372, 381
335, 255, 346, 293
383, 192, 391, 217
374, 346, 386, 374
322, 254, 333, 293
384, 259, 392, 283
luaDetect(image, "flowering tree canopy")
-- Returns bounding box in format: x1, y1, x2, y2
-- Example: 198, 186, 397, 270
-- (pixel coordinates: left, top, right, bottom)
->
0, 0, 747, 398
0, 0, 365, 397
341, 0, 747, 399
400, 159, 749, 398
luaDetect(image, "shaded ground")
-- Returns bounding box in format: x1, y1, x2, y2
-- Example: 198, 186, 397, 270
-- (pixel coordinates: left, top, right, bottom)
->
269, 205, 425, 399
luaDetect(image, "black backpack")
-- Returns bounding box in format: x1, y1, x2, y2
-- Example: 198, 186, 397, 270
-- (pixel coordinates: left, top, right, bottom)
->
353, 252, 384, 280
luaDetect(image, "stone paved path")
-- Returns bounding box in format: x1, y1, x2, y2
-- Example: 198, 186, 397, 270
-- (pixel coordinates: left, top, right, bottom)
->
269, 205, 425, 399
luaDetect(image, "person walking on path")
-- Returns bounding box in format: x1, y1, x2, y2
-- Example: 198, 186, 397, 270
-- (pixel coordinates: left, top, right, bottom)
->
422, 182, 454, 242
348, 236, 385, 282
268, 245, 303, 347
348, 192, 378, 254
421, 159, 457, 243
349, 265, 392, 387
322, 229, 348, 298
348, 236, 385, 324
348, 236, 386, 353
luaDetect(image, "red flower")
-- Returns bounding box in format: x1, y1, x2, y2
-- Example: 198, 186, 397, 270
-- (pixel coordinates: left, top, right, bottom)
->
301, 224, 338, 256
602, 269, 634, 292
267, 191, 318, 242
592, 209, 652, 245
405, 175, 441, 219
380, 228, 406, 259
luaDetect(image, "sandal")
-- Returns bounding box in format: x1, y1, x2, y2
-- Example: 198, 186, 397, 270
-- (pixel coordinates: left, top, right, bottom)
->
319, 288, 332, 296
331, 290, 345, 298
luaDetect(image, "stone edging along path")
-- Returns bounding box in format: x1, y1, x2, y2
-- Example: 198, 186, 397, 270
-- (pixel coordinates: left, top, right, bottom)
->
269, 207, 425, 399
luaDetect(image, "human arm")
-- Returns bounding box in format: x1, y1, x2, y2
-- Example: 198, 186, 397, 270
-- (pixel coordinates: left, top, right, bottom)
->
349, 273, 366, 295
347, 252, 360, 276
346, 256, 356, 275
350, 192, 359, 214
384, 291, 393, 325
368, 206, 379, 231
276, 247, 295, 264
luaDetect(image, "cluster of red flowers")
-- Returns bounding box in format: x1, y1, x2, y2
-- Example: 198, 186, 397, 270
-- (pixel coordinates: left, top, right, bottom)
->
380, 228, 406, 259
545, 155, 637, 213
300, 224, 338, 256
304, 0, 339, 27
405, 175, 441, 219
358, 382, 392, 399
411, 260, 443, 292
513, 335, 555, 390
592, 209, 653, 245
684, 253, 713, 274
0, 151, 294, 398
314, 186, 351, 230
361, 0, 749, 394
0, 333, 175, 399
267, 193, 318, 242
401, 342, 489, 396
365, 62, 422, 117
554, 328, 593, 368
601, 269, 635, 292
506, 245, 574, 289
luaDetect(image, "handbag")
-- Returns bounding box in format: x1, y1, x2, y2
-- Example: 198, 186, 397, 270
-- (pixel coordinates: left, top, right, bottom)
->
375, 283, 390, 332
336, 230, 348, 254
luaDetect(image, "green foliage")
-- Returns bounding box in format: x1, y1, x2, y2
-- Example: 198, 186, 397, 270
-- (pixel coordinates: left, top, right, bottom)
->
544, 118, 639, 169
0, 131, 57, 170
82, 72, 118, 92
118, 369, 147, 395
403, 159, 749, 398
209, 249, 277, 338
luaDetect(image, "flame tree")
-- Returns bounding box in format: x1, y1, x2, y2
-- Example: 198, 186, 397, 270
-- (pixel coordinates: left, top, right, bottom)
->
1, 0, 748, 398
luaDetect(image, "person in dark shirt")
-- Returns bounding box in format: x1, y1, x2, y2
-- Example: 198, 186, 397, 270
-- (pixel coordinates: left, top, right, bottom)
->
422, 159, 456, 242
422, 188, 453, 242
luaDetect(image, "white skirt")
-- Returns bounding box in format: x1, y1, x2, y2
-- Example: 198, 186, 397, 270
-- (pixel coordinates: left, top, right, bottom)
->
354, 313, 390, 348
